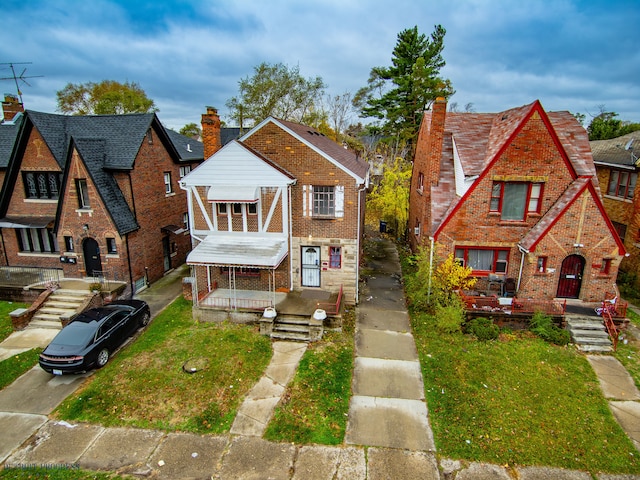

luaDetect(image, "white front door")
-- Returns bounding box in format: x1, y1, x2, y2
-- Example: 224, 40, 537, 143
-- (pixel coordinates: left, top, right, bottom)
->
301, 246, 320, 287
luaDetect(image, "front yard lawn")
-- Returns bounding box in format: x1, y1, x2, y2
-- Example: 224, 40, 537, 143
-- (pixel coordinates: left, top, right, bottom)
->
412, 311, 640, 474
54, 297, 272, 434
0, 348, 42, 390
263, 310, 354, 445
0, 301, 28, 343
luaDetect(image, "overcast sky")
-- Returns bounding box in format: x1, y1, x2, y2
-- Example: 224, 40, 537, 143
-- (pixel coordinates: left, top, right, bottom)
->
2, 0, 639, 132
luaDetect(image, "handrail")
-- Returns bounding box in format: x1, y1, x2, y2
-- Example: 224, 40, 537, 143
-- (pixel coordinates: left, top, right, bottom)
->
601, 300, 619, 351
317, 285, 343, 315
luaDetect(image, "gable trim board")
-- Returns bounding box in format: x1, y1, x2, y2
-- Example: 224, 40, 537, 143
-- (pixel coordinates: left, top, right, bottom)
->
518, 178, 626, 255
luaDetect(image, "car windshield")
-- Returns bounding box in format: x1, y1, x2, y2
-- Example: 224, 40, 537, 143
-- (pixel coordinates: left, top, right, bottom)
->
50, 321, 97, 347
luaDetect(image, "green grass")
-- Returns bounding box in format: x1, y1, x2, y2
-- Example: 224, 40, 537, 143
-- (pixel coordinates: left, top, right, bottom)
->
0, 348, 42, 390
264, 310, 355, 445
0, 467, 124, 479
411, 311, 640, 474
614, 308, 640, 390
54, 297, 272, 434
0, 301, 28, 343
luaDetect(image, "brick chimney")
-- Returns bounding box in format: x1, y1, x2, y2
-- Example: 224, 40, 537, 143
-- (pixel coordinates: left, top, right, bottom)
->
2, 94, 24, 122
427, 97, 447, 186
201, 106, 222, 159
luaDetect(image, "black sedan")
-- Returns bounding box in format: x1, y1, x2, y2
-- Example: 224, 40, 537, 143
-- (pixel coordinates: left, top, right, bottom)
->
39, 300, 150, 375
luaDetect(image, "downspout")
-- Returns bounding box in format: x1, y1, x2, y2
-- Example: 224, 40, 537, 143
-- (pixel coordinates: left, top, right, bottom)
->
288, 185, 294, 291
427, 236, 435, 301
356, 184, 367, 303
125, 234, 134, 298
517, 244, 528, 292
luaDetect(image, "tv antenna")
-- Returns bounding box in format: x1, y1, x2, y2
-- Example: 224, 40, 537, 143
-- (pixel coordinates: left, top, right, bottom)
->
0, 62, 43, 104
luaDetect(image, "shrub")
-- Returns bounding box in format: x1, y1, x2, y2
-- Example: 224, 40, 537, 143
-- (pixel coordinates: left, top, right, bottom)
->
434, 297, 465, 334
466, 317, 499, 341
529, 311, 570, 346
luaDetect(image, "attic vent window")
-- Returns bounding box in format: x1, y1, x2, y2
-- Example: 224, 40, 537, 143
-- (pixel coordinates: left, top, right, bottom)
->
187, 144, 192, 152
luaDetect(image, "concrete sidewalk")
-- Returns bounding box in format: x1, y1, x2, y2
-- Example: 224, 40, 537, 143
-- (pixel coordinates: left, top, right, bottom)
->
346, 237, 435, 452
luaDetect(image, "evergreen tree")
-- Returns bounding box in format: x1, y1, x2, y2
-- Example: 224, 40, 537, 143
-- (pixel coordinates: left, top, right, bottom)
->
354, 25, 454, 148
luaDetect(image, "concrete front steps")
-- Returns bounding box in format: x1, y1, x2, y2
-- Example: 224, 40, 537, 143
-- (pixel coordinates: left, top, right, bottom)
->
271, 316, 312, 342
566, 315, 613, 353
27, 288, 91, 330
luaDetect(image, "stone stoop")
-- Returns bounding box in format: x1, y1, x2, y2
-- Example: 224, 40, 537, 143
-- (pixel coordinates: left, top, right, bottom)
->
260, 309, 325, 342
271, 316, 312, 342
566, 315, 613, 353
27, 289, 91, 330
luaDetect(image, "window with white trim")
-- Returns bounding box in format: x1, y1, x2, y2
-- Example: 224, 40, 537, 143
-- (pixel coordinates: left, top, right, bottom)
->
76, 179, 90, 209
179, 165, 191, 178
313, 186, 335, 216
164, 172, 172, 194
16, 228, 59, 253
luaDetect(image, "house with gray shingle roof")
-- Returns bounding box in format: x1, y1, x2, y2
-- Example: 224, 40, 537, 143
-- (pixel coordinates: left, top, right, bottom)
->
180, 109, 369, 318
592, 130, 640, 291
409, 98, 625, 303
0, 102, 204, 294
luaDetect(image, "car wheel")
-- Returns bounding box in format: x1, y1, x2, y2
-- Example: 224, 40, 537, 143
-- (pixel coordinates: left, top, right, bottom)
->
140, 311, 151, 327
96, 348, 110, 368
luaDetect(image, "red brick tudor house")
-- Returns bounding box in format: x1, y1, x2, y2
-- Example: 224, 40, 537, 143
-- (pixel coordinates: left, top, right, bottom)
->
408, 98, 625, 302
180, 108, 369, 313
592, 130, 640, 290
0, 96, 203, 294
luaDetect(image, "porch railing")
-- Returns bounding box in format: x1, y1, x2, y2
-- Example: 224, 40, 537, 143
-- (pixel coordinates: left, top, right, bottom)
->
199, 295, 273, 312
0, 266, 63, 287
317, 284, 343, 315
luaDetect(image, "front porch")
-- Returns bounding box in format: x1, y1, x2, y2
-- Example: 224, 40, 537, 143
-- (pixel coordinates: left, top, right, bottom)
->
197, 287, 344, 318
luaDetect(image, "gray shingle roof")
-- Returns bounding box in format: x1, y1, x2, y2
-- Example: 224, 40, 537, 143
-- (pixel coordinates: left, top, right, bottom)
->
1, 110, 203, 235
0, 113, 23, 168
591, 130, 640, 168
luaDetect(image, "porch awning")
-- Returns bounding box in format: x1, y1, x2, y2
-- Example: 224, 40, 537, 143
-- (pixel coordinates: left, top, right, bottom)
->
187, 235, 288, 268
207, 185, 258, 203
0, 216, 55, 228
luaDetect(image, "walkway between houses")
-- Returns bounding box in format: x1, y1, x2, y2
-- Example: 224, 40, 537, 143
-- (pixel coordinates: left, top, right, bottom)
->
345, 237, 436, 451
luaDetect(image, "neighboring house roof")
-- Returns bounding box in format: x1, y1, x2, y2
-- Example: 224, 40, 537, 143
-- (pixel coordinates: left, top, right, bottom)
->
242, 117, 369, 184
591, 130, 640, 169
0, 113, 23, 168
0, 110, 203, 235
165, 128, 204, 162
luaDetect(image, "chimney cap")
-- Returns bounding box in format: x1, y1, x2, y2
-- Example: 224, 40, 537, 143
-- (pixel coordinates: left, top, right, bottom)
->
205, 106, 218, 114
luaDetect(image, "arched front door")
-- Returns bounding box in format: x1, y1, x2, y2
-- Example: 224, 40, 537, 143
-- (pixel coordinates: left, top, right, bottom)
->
556, 254, 585, 298
301, 246, 320, 287
83, 238, 102, 277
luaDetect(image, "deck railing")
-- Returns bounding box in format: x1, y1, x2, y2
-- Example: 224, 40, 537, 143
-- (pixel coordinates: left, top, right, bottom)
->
199, 295, 273, 311
0, 266, 63, 287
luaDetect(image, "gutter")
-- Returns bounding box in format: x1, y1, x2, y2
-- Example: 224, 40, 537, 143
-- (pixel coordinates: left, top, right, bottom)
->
356, 183, 367, 303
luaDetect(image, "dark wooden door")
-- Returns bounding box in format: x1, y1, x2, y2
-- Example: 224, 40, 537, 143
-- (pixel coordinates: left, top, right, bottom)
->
83, 238, 102, 277
556, 254, 585, 298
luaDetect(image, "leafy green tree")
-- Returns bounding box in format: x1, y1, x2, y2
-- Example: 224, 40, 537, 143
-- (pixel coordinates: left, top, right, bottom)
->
179, 123, 201, 138
56, 80, 157, 115
587, 109, 640, 140
354, 25, 454, 147
226, 62, 325, 127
